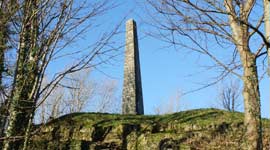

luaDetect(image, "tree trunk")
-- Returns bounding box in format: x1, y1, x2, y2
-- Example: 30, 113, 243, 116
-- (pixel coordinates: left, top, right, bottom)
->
0, 25, 5, 88
241, 52, 262, 149
224, 1, 263, 148
2, 1, 39, 149
0, 0, 7, 87
232, 96, 235, 112
0, 2, 8, 139
264, 0, 270, 76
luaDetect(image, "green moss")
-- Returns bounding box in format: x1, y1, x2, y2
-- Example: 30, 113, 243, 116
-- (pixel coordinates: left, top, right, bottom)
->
28, 109, 270, 150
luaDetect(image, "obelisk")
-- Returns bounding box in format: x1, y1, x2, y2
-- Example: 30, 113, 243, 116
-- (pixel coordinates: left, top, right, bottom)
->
122, 19, 144, 115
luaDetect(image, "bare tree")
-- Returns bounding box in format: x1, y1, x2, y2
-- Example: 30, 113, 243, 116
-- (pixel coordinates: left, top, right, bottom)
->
153, 90, 181, 115
0, 0, 121, 149
34, 83, 65, 124
95, 79, 120, 113
146, 0, 269, 149
218, 80, 241, 112
35, 69, 95, 124
64, 69, 95, 114
0, 0, 18, 138
34, 73, 120, 124
264, 0, 270, 75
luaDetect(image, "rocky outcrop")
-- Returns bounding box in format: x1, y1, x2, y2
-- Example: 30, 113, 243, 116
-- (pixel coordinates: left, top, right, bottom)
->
28, 109, 270, 149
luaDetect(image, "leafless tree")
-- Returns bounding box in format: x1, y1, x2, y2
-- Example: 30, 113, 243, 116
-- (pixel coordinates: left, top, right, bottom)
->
0, 0, 18, 139
264, 0, 270, 76
34, 72, 120, 124
34, 82, 65, 124
0, 0, 121, 149
35, 69, 95, 124
146, 0, 269, 149
218, 80, 241, 112
153, 90, 181, 115
63, 69, 95, 114
95, 79, 121, 113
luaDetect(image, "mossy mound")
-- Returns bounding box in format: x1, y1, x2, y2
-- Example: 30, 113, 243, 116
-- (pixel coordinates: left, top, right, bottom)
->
29, 108, 270, 149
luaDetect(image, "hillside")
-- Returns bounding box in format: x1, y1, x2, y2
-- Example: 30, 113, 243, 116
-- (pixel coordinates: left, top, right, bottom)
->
28, 109, 270, 150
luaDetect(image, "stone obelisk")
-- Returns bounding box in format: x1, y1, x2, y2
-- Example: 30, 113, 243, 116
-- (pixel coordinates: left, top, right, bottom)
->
122, 19, 144, 115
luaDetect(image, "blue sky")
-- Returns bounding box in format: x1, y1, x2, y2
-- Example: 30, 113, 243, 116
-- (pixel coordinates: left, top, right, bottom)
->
48, 0, 269, 118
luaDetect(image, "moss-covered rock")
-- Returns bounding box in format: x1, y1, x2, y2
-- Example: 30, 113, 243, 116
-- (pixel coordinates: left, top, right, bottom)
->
28, 109, 270, 149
